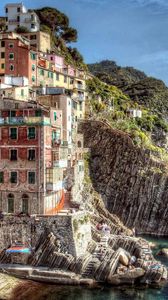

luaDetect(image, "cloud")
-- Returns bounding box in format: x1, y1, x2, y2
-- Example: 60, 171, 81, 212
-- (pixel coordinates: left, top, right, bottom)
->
131, 0, 168, 6
74, 0, 108, 4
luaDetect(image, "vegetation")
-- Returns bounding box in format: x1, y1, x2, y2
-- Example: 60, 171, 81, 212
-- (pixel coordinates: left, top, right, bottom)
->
88, 60, 168, 116
35, 7, 85, 68
87, 74, 168, 161
15, 26, 29, 33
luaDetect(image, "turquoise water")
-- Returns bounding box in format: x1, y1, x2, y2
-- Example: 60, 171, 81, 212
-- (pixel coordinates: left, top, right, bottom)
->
44, 236, 168, 300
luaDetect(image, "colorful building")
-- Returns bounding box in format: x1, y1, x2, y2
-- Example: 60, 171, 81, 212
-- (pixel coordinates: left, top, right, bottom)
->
5, 3, 40, 32
0, 98, 66, 215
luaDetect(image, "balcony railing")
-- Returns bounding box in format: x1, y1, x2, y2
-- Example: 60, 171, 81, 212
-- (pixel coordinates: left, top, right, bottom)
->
74, 83, 85, 90
0, 116, 51, 125
8, 20, 19, 24
53, 160, 68, 168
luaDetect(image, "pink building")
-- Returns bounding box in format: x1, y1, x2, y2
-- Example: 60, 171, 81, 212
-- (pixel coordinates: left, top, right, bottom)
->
47, 54, 64, 72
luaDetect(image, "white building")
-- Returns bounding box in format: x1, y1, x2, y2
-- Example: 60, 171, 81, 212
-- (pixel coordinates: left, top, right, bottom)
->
5, 3, 40, 32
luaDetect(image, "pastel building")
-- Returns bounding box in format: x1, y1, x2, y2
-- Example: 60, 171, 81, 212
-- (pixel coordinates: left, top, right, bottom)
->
5, 3, 40, 32
0, 98, 66, 215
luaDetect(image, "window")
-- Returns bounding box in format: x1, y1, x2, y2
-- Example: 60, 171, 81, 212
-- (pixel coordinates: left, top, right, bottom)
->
35, 110, 41, 116
0, 172, 4, 183
10, 172, 17, 183
32, 64, 35, 71
28, 149, 35, 161
10, 64, 14, 71
17, 16, 20, 22
17, 7, 20, 12
6, 26, 8, 31
79, 103, 82, 111
21, 89, 24, 97
15, 103, 19, 109
30, 53, 36, 60
9, 53, 14, 60
28, 127, 35, 139
1, 41, 5, 47
9, 43, 14, 48
1, 64, 5, 69
1, 52, 5, 58
79, 165, 83, 172
31, 24, 35, 29
28, 171, 35, 184
48, 71, 53, 78
56, 73, 59, 81
64, 75, 67, 83
32, 75, 35, 82
77, 141, 82, 148
10, 149, 17, 161
10, 128, 17, 139
70, 78, 74, 85
22, 194, 29, 213
8, 194, 14, 213
6, 7, 8, 13
40, 69, 44, 76
54, 112, 57, 121
30, 34, 36, 40
11, 111, 16, 117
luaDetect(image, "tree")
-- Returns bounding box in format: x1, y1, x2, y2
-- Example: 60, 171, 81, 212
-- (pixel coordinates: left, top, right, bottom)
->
15, 26, 29, 33
35, 7, 77, 44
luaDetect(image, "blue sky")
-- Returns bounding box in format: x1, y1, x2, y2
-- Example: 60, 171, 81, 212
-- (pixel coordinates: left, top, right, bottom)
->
0, 0, 168, 84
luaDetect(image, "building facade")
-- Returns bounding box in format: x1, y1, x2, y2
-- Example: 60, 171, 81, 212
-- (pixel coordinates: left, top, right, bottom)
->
5, 3, 40, 32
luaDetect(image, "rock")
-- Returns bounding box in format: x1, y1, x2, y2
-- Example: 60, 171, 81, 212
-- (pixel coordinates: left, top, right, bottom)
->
79, 120, 168, 236
108, 268, 145, 285
157, 248, 168, 257
149, 242, 157, 249
119, 249, 130, 266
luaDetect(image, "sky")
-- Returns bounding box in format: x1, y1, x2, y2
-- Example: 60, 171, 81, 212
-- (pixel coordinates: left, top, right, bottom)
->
0, 0, 168, 84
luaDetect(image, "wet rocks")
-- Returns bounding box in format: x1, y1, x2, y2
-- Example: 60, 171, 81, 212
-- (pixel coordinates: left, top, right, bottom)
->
157, 248, 168, 257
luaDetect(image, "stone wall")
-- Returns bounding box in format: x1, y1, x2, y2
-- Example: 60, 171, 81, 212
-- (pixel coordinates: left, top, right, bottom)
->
79, 120, 168, 236
0, 212, 91, 257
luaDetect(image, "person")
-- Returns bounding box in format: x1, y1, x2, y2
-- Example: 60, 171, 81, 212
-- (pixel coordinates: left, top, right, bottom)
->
129, 255, 136, 266
102, 223, 111, 235
96, 220, 104, 231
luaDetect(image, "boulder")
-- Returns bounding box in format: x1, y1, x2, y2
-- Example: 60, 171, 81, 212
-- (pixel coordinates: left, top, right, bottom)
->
157, 248, 168, 257
119, 249, 130, 266
108, 268, 145, 285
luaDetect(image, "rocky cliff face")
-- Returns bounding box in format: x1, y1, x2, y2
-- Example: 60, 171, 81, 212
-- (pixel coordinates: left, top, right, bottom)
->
79, 120, 168, 236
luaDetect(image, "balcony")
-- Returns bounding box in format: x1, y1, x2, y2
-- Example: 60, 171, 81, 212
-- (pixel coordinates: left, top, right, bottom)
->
0, 116, 51, 126
53, 160, 68, 168
74, 83, 85, 90
24, 17, 36, 23
46, 180, 64, 191
8, 19, 19, 24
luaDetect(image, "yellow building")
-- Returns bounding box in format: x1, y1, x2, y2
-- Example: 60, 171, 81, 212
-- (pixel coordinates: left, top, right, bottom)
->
22, 31, 51, 53
0, 86, 30, 100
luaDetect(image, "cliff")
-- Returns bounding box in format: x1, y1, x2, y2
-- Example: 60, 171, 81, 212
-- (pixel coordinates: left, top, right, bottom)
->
79, 120, 168, 236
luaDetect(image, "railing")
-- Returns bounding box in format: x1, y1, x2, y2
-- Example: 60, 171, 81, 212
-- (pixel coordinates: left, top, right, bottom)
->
24, 18, 36, 23
53, 160, 68, 168
0, 116, 51, 125
8, 20, 19, 24
74, 83, 85, 90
